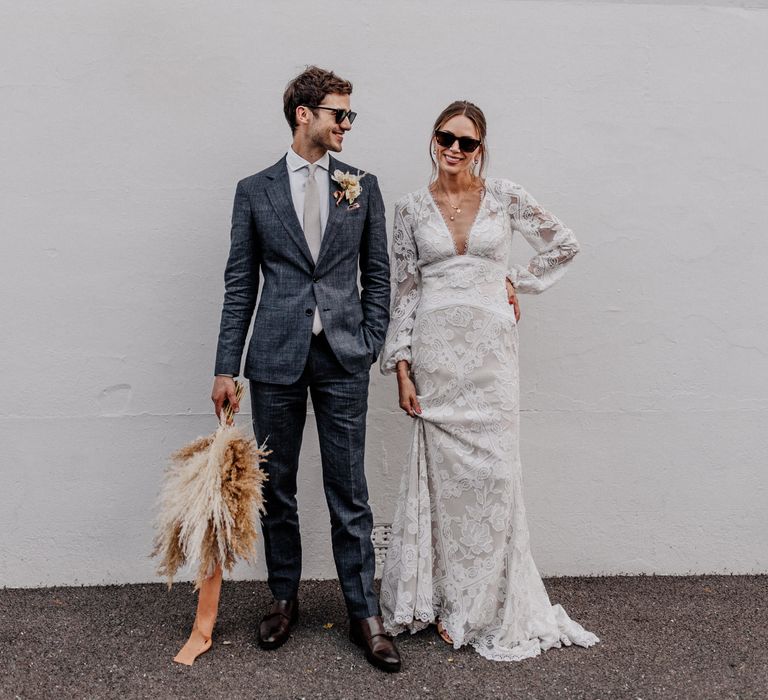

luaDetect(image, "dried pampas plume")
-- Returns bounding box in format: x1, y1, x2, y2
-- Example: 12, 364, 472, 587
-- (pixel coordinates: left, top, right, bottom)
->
151, 382, 269, 589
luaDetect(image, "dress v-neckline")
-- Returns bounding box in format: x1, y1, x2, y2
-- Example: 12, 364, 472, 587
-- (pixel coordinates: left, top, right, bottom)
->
426, 185, 487, 256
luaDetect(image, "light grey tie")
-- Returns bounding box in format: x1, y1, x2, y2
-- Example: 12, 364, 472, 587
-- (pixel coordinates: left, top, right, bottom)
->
303, 163, 323, 334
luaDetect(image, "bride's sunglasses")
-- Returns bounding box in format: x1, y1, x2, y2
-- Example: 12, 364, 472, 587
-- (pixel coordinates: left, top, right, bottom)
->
434, 130, 482, 153
305, 105, 358, 125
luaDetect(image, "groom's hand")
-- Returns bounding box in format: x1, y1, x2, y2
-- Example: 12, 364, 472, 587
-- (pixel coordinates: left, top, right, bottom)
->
211, 375, 239, 419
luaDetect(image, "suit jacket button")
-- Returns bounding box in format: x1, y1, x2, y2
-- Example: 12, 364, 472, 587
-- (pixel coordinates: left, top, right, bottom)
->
305, 308, 313, 316
313, 276, 319, 283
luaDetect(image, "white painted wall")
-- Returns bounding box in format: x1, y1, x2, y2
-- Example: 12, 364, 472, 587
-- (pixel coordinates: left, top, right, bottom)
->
2, 1, 767, 587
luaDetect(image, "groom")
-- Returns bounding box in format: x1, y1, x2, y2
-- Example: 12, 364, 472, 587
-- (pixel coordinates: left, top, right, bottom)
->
211, 67, 399, 672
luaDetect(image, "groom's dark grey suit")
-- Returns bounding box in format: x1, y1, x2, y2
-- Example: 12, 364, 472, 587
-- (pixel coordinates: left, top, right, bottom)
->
215, 154, 390, 618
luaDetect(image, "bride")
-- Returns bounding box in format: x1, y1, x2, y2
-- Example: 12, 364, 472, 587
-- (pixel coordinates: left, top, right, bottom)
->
379, 100, 599, 662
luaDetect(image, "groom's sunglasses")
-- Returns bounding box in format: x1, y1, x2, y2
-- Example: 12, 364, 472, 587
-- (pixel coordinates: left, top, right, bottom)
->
434, 130, 482, 153
305, 105, 358, 125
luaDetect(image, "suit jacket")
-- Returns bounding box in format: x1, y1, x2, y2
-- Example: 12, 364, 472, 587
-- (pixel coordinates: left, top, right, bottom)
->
214, 155, 390, 384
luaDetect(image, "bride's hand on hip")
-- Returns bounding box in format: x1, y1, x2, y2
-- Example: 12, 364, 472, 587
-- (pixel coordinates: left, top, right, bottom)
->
396, 361, 422, 417
506, 279, 521, 322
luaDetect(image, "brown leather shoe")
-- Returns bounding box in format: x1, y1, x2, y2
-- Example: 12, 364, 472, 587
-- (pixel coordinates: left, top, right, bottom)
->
258, 599, 298, 650
349, 615, 401, 673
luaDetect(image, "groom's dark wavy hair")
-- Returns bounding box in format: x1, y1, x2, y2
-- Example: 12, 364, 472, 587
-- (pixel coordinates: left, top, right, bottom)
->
283, 66, 353, 134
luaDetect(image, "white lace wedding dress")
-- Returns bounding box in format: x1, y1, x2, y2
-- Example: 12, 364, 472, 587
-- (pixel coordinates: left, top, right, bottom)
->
379, 178, 599, 661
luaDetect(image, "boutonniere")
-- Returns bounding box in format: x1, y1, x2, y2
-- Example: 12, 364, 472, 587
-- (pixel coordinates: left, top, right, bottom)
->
332, 169, 366, 207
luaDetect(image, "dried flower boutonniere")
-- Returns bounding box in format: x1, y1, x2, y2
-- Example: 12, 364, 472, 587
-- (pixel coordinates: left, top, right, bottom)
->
332, 169, 366, 208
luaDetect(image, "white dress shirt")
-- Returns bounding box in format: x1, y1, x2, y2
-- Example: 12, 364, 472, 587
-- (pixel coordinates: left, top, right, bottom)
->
286, 147, 330, 237
286, 147, 330, 334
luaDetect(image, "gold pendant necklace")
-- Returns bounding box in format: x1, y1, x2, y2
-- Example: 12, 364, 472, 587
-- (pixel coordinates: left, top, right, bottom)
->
440, 179, 474, 221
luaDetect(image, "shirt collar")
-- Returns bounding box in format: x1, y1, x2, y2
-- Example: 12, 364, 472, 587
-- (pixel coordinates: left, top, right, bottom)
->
286, 146, 330, 173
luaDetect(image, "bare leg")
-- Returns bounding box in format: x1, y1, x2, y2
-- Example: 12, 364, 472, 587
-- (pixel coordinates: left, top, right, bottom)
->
173, 564, 223, 665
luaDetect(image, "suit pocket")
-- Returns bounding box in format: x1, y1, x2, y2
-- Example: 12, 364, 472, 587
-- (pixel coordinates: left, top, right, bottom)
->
253, 304, 287, 334
323, 302, 364, 335
346, 301, 364, 325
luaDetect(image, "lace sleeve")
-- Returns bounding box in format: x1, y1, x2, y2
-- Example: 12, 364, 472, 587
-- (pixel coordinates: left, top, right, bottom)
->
380, 197, 421, 374
506, 184, 580, 294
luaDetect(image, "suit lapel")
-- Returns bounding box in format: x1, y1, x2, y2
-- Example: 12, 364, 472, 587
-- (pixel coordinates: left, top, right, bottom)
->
265, 156, 315, 269
316, 156, 346, 268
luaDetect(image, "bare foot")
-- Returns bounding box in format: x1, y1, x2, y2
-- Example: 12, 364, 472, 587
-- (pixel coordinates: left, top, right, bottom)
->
436, 619, 453, 645
173, 624, 212, 665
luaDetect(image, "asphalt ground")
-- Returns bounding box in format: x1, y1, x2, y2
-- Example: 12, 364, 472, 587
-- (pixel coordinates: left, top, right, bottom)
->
1, 575, 766, 699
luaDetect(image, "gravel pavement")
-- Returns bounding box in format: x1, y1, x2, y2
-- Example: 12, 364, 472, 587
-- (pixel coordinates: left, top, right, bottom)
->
1, 575, 766, 699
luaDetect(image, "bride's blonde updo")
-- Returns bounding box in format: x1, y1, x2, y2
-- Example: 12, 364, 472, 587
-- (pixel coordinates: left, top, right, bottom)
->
429, 100, 488, 181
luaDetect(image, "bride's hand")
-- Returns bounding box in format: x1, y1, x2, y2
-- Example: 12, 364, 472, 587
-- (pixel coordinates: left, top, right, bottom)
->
506, 279, 521, 322
396, 361, 422, 417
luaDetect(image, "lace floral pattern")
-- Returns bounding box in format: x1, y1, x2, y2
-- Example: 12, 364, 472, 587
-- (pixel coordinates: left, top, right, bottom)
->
379, 179, 598, 661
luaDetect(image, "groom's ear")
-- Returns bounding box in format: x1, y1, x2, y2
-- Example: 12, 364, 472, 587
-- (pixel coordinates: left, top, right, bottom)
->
295, 105, 312, 129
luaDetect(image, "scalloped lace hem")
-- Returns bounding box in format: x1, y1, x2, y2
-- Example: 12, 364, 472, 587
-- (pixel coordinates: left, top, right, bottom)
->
384, 603, 599, 663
